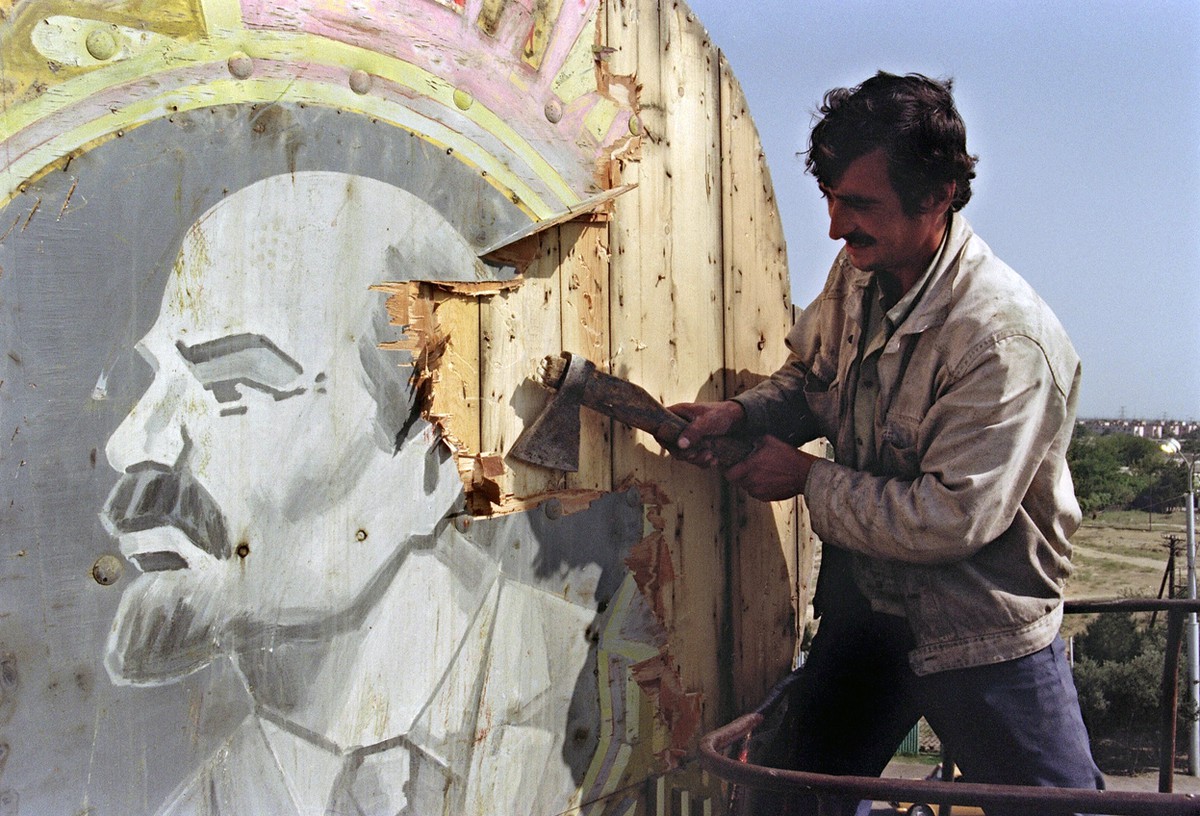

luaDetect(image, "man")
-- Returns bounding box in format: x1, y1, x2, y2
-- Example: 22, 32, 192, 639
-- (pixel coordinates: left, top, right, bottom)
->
667, 73, 1102, 814
99, 171, 607, 815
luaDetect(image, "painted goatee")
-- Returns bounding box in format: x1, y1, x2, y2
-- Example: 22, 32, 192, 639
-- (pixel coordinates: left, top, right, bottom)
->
105, 570, 223, 685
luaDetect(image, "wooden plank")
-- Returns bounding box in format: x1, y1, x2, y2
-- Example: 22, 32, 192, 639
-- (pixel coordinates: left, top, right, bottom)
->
429, 289, 482, 458
607, 0, 729, 728
560, 219, 614, 493
718, 54, 805, 711
480, 230, 566, 504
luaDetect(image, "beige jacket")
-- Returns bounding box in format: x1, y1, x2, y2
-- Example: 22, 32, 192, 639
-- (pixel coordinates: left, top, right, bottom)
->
735, 214, 1082, 675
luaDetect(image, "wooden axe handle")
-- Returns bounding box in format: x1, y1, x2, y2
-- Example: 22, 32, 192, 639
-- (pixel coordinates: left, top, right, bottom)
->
578, 365, 755, 468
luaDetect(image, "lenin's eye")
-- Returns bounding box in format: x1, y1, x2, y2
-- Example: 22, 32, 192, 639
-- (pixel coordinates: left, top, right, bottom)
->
204, 379, 306, 416
176, 334, 306, 416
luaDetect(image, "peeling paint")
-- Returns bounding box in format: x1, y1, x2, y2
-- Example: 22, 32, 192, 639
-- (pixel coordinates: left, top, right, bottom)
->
629, 653, 701, 768
468, 453, 509, 513
476, 0, 507, 39
522, 0, 565, 70
617, 480, 704, 767
372, 279, 532, 506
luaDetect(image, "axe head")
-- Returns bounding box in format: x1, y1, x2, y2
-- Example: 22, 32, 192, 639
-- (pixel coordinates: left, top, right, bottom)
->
508, 352, 595, 472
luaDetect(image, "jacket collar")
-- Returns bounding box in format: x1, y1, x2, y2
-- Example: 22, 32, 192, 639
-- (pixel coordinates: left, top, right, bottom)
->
854, 212, 974, 348
914, 211, 972, 313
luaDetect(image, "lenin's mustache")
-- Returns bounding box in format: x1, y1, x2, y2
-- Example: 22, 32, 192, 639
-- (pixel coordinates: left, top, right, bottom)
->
102, 463, 232, 562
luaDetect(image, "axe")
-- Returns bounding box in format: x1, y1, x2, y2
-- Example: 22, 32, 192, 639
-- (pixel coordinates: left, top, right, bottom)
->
509, 352, 754, 472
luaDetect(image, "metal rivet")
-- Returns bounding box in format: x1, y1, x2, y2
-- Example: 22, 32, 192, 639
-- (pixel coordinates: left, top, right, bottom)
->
628, 115, 642, 136
625, 487, 642, 508
542, 498, 563, 520
91, 554, 123, 586
227, 53, 253, 80
452, 89, 474, 111
453, 515, 472, 534
544, 98, 563, 124
355, 529, 368, 542
349, 69, 372, 95
236, 543, 250, 559
85, 28, 118, 61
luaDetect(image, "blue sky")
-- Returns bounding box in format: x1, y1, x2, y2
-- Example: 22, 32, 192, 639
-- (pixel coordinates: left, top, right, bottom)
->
684, 0, 1200, 421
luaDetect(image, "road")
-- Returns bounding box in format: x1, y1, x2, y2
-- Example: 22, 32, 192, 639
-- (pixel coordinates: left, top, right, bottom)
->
1072, 542, 1168, 571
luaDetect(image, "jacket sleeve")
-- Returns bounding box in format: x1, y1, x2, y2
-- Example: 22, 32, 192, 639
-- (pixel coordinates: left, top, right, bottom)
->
731, 354, 823, 445
804, 333, 1079, 565
731, 258, 850, 445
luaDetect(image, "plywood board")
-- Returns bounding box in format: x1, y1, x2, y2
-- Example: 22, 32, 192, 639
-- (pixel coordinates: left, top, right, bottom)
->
560, 219, 615, 493
480, 230, 567, 501
719, 55, 805, 711
0, 0, 811, 811
429, 288, 483, 456
606, 0, 729, 726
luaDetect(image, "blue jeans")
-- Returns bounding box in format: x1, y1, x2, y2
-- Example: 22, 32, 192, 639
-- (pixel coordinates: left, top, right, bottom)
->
779, 592, 1104, 816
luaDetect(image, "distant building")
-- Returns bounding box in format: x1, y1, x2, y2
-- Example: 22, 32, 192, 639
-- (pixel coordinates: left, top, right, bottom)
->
1077, 418, 1199, 439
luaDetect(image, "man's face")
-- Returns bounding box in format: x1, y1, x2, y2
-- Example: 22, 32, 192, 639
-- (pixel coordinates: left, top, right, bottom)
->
101, 174, 457, 685
821, 148, 949, 289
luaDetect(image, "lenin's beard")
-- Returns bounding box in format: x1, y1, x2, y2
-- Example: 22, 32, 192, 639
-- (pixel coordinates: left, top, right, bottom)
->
106, 570, 226, 685
101, 464, 231, 686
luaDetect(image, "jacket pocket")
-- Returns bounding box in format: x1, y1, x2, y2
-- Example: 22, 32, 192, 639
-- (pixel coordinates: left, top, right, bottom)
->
879, 413, 921, 477
802, 369, 840, 438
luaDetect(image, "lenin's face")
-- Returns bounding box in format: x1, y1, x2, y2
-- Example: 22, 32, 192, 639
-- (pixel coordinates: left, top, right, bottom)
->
100, 173, 468, 685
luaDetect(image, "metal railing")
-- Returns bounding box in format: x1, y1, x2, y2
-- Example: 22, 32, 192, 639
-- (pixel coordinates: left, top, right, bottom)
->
698, 598, 1200, 816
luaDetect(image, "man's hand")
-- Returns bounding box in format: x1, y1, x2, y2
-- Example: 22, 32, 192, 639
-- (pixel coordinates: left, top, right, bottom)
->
725, 435, 819, 502
659, 402, 816, 501
659, 400, 746, 468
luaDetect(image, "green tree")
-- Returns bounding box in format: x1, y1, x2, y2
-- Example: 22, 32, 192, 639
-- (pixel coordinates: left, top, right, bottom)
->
1108, 434, 1161, 468
1133, 459, 1190, 512
1068, 430, 1187, 513
1073, 612, 1194, 773
1076, 610, 1142, 663
1069, 434, 1139, 512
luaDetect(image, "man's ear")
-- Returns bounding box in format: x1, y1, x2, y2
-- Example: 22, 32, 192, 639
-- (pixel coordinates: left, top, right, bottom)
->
920, 181, 956, 215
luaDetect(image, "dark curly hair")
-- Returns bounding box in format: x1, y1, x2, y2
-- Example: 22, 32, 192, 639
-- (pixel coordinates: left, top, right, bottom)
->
806, 72, 978, 215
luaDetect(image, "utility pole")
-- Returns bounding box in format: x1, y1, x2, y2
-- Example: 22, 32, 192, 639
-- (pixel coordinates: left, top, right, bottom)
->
1162, 438, 1199, 776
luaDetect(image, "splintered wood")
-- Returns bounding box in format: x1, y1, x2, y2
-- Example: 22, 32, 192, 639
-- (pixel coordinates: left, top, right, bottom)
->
372, 280, 483, 456
371, 226, 611, 516
372, 280, 444, 417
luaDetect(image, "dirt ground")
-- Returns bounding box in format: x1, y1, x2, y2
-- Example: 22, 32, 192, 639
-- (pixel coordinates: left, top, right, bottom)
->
1062, 511, 1188, 637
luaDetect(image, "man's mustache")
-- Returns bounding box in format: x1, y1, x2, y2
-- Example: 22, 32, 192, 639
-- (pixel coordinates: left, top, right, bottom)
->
845, 230, 875, 248
101, 463, 232, 560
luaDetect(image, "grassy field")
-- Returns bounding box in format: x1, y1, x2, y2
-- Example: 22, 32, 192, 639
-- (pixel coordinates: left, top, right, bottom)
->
1061, 510, 1196, 776
1063, 508, 1190, 636
1068, 509, 1189, 596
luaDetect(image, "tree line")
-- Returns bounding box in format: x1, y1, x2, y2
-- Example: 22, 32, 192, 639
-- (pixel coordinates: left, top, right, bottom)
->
1068, 425, 1196, 514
